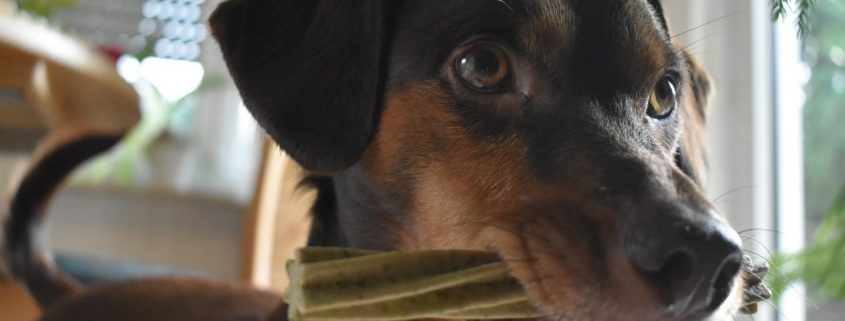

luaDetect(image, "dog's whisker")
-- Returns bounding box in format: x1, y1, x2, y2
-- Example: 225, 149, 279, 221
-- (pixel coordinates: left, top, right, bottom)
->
672, 10, 741, 39
686, 32, 723, 44
763, 267, 818, 311
738, 228, 783, 236
741, 236, 778, 259
741, 249, 771, 265
678, 32, 723, 52
740, 249, 818, 310
711, 185, 755, 204
759, 296, 796, 321
690, 50, 717, 57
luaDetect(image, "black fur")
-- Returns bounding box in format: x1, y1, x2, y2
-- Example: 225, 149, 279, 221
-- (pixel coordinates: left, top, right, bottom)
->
212, 0, 709, 250
211, 1, 739, 318
4, 135, 121, 307
211, 1, 391, 173
647, 0, 671, 35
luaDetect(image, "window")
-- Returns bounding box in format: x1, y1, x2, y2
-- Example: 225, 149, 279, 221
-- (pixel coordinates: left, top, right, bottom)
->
775, 1, 845, 320
52, 0, 263, 204
6, 0, 263, 279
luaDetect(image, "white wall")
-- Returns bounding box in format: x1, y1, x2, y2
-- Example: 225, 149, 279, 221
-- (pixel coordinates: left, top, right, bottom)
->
664, 0, 774, 239
3, 156, 245, 280
47, 187, 245, 279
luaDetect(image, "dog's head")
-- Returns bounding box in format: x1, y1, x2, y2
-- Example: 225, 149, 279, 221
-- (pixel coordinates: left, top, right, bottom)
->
211, 1, 742, 320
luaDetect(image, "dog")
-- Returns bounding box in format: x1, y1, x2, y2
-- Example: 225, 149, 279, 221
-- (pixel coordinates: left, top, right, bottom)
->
3, 1, 750, 320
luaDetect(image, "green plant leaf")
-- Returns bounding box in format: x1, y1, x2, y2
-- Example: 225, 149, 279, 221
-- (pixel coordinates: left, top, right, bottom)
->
16, 0, 78, 18
773, 186, 845, 301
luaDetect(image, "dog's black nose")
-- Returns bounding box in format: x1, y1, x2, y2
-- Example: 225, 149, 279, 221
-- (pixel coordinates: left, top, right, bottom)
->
624, 204, 743, 317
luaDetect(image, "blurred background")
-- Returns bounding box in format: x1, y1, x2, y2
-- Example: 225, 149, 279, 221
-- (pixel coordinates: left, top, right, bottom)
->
1, 0, 264, 280
0, 0, 843, 320
0, 0, 294, 318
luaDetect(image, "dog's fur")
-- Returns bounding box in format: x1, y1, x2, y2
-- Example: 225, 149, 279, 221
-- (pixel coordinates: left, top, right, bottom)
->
3, 1, 748, 321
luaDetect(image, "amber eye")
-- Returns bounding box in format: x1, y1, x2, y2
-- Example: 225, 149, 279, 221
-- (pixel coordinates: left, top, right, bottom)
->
455, 44, 511, 92
648, 76, 678, 118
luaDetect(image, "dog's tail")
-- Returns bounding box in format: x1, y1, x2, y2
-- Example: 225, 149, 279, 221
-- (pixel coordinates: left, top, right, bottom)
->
3, 135, 121, 308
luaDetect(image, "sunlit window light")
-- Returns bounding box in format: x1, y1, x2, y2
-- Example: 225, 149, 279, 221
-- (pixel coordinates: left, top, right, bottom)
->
140, 57, 204, 101
237, 101, 259, 141
116, 55, 142, 83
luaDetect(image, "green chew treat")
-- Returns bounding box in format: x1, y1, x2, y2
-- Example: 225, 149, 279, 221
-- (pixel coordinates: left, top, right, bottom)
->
286, 248, 771, 321
291, 262, 512, 312
290, 278, 529, 321
295, 250, 501, 285
295, 247, 379, 263
445, 300, 546, 319
286, 247, 541, 321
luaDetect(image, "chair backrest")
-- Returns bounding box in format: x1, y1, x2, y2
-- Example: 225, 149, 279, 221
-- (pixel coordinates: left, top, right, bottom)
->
241, 141, 314, 291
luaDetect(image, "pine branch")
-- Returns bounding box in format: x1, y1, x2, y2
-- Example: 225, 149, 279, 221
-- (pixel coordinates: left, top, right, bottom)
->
771, 0, 788, 21
796, 0, 816, 37
771, 0, 816, 37
772, 186, 845, 300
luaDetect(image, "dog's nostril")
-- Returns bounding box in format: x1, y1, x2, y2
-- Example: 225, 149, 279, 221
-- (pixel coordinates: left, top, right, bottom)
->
654, 252, 695, 285
624, 204, 744, 317
706, 255, 742, 312
633, 244, 741, 317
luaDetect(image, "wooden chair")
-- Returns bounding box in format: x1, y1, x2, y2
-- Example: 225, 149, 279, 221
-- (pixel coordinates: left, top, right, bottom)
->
241, 141, 314, 292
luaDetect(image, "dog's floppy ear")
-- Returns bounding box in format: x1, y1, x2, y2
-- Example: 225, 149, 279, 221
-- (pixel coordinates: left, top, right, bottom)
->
210, 1, 388, 173
676, 52, 713, 187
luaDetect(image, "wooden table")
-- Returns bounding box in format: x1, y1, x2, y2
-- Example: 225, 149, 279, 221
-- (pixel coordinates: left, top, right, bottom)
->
0, 11, 139, 156
0, 280, 40, 320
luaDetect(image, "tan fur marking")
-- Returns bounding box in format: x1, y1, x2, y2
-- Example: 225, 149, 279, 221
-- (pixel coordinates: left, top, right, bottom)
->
363, 82, 542, 249
521, 0, 576, 73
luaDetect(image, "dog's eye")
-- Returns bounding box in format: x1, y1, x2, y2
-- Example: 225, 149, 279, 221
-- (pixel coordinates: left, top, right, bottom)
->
456, 45, 511, 92
648, 76, 677, 118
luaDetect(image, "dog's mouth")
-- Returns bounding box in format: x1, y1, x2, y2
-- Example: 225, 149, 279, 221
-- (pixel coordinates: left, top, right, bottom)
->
490, 250, 769, 321
651, 253, 743, 318
480, 221, 768, 321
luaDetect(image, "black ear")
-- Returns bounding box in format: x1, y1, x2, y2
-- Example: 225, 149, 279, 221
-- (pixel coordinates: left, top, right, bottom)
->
210, 1, 388, 173
676, 51, 713, 187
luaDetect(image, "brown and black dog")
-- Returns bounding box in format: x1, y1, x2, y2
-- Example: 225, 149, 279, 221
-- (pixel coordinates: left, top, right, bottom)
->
4, 1, 751, 321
